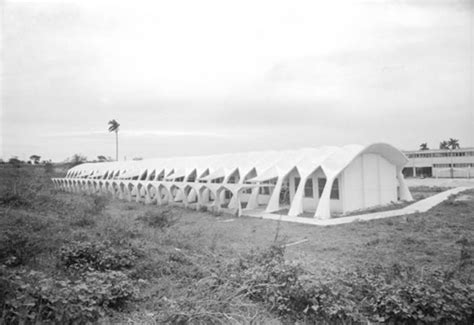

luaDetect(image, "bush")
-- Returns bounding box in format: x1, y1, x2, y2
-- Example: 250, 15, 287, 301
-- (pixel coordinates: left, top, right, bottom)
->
0, 168, 45, 208
136, 208, 180, 229
1, 266, 137, 324
0, 215, 55, 266
60, 241, 138, 272
44, 162, 54, 174
190, 246, 474, 324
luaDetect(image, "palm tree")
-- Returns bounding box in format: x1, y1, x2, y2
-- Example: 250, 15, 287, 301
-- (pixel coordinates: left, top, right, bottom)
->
448, 138, 460, 150
108, 119, 120, 161
419, 143, 429, 151
439, 141, 449, 150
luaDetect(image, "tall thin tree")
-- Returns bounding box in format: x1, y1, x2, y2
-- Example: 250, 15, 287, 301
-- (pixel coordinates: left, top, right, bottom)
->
108, 119, 120, 161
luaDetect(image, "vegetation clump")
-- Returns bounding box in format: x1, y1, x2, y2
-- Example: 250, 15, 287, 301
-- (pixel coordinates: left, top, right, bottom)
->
1, 266, 137, 324
59, 241, 139, 272
136, 208, 180, 229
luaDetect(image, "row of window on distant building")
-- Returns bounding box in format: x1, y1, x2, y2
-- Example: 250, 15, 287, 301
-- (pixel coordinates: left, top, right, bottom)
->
405, 151, 474, 159
432, 163, 474, 168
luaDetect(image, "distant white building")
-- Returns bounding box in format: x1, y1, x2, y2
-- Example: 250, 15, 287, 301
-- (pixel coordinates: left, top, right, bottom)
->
402, 148, 474, 178
53, 143, 413, 219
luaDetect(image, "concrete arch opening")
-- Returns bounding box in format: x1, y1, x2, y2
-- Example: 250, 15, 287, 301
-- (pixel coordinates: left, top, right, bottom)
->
146, 183, 157, 203
169, 184, 182, 202
158, 184, 170, 203
184, 185, 198, 204
199, 186, 215, 205
217, 185, 235, 209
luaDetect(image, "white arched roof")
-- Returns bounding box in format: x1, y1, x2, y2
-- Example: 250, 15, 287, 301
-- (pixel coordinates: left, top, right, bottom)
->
65, 143, 408, 181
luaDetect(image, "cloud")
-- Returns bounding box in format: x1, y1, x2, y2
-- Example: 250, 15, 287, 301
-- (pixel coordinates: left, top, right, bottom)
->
2, 0, 473, 161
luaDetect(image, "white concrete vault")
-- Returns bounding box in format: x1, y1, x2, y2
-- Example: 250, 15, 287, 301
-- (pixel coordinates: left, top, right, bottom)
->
52, 143, 413, 219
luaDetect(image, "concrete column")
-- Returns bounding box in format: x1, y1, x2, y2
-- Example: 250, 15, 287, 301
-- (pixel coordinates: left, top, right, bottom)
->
195, 188, 203, 210
109, 183, 117, 199
134, 185, 141, 203
288, 176, 306, 217
187, 188, 197, 203
201, 188, 210, 204
155, 185, 163, 205
144, 185, 153, 205
397, 171, 413, 201
314, 177, 334, 219
125, 185, 132, 202
265, 177, 283, 213
228, 188, 240, 210
117, 183, 124, 200
246, 187, 259, 210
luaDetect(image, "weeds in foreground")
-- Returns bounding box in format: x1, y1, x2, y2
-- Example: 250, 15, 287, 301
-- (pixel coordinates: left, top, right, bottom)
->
136, 208, 180, 229
1, 166, 473, 324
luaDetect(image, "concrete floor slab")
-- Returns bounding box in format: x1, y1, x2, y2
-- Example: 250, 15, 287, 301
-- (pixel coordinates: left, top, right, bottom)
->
242, 186, 474, 226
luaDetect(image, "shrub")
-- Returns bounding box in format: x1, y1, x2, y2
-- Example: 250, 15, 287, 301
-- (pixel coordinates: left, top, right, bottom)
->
87, 194, 109, 215
0, 215, 55, 266
59, 241, 138, 272
70, 213, 96, 227
217, 247, 474, 324
0, 168, 45, 208
1, 266, 137, 324
44, 162, 54, 174
136, 208, 180, 229
444, 193, 468, 207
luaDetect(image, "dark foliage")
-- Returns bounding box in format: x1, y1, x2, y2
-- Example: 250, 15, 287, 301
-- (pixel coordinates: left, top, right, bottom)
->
136, 208, 180, 229
59, 241, 139, 272
1, 265, 137, 324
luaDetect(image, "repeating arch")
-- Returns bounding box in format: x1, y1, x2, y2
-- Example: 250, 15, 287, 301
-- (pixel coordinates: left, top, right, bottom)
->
52, 143, 412, 219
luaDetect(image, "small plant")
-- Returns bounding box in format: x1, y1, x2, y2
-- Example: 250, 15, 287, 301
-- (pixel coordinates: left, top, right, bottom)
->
0, 215, 54, 266
70, 212, 96, 227
1, 266, 137, 324
60, 241, 138, 272
456, 237, 473, 272
444, 193, 467, 207
136, 208, 180, 229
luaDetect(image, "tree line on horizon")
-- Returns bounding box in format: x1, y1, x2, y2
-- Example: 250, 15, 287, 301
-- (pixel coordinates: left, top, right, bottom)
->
1, 120, 122, 167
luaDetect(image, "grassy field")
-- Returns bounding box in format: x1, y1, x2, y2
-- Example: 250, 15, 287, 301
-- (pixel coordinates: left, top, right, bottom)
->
1, 165, 473, 324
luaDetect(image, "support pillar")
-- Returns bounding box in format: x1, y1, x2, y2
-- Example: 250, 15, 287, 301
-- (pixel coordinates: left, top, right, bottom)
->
265, 177, 283, 213
314, 177, 334, 219
397, 171, 413, 201
288, 177, 305, 217
246, 187, 259, 210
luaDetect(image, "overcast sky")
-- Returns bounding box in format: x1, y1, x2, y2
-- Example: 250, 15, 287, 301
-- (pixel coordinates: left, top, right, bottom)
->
1, 0, 473, 162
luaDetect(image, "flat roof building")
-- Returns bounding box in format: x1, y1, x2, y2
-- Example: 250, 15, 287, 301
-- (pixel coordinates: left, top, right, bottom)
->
53, 143, 413, 219
402, 148, 474, 178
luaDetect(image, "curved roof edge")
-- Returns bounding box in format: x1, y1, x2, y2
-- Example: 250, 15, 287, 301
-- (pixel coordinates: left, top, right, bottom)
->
65, 143, 409, 180
328, 142, 408, 179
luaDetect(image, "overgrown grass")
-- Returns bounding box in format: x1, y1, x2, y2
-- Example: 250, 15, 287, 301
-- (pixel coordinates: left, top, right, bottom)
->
0, 165, 473, 324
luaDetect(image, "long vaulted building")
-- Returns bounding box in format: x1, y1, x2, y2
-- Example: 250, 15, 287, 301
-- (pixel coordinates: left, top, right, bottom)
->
52, 143, 413, 219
